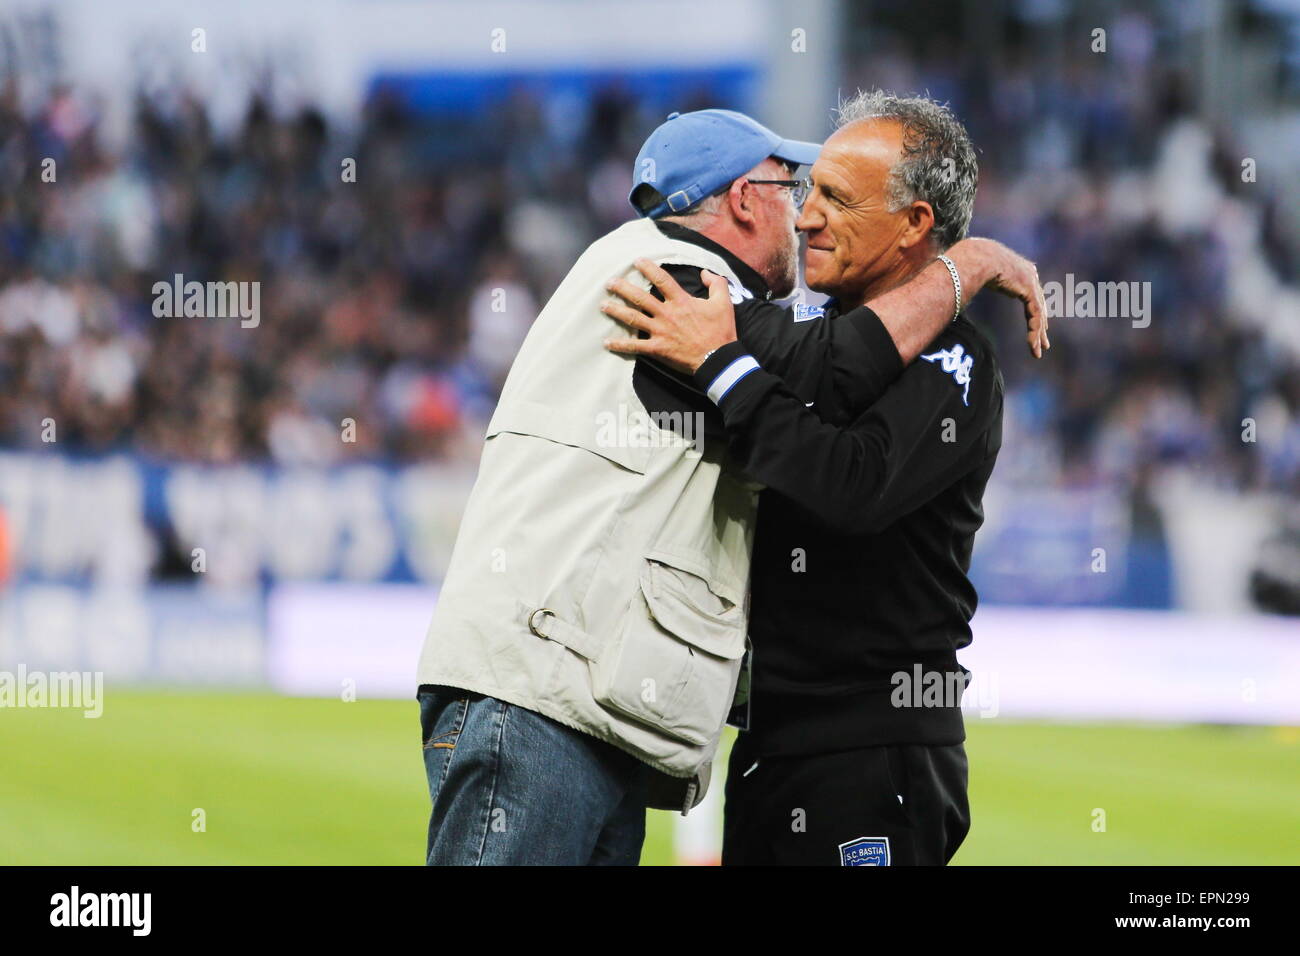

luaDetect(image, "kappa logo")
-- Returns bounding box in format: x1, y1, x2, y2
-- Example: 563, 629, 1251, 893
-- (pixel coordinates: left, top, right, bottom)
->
725, 277, 754, 305
920, 343, 973, 406
793, 302, 825, 322
839, 836, 891, 866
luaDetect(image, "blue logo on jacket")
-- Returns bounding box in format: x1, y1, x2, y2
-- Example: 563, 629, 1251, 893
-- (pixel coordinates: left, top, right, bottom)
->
839, 836, 891, 866
793, 303, 824, 322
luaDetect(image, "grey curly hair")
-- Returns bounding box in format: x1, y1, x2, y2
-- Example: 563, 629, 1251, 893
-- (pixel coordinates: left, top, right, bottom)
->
836, 90, 978, 250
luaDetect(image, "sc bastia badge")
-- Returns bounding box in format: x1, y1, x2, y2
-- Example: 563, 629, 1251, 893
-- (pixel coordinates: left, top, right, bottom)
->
725, 277, 754, 305
839, 836, 891, 866
793, 303, 825, 322
920, 343, 973, 406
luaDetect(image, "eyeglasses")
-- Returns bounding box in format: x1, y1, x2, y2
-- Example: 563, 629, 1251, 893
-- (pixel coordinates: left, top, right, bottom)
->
747, 177, 811, 207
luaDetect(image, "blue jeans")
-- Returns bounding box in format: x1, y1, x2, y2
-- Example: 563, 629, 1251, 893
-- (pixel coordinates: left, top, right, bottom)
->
418, 685, 647, 865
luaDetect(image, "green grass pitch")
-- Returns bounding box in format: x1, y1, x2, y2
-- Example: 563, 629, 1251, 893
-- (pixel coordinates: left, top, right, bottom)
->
1, 690, 1295, 865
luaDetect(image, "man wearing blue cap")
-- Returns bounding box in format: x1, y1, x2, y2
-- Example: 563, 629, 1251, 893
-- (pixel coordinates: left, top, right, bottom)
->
415, 106, 1044, 865
627, 109, 817, 300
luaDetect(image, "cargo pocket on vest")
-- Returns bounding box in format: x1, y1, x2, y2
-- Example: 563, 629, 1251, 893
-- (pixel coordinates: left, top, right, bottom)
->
591, 555, 746, 746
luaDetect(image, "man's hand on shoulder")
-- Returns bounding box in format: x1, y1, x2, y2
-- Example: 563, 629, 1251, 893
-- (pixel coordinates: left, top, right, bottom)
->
944, 237, 1051, 358
863, 236, 1050, 367
600, 258, 739, 374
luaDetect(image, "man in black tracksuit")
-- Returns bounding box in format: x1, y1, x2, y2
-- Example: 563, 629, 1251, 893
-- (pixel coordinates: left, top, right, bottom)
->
642, 272, 1002, 866
624, 228, 1003, 867
605, 93, 1035, 865
698, 311, 1001, 866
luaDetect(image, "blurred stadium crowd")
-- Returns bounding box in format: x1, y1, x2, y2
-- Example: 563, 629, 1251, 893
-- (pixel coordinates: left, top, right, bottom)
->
1, 16, 1298, 504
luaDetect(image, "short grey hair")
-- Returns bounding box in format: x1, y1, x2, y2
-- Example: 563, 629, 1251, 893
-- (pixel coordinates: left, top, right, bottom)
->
836, 90, 977, 250
664, 191, 726, 223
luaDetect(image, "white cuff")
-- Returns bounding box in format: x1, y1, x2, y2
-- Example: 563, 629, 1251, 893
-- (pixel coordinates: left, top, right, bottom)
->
706, 355, 760, 404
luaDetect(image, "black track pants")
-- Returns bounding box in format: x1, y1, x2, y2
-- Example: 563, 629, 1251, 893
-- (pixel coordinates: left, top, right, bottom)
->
722, 731, 971, 866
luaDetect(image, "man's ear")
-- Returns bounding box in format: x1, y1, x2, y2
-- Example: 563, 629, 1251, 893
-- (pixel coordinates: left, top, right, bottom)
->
726, 177, 757, 226
899, 200, 936, 251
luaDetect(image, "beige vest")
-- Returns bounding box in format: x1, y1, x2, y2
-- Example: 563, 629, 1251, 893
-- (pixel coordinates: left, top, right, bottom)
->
417, 218, 757, 811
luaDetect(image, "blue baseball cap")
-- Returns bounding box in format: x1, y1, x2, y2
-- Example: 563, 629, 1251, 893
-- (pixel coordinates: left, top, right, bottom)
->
629, 109, 821, 219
